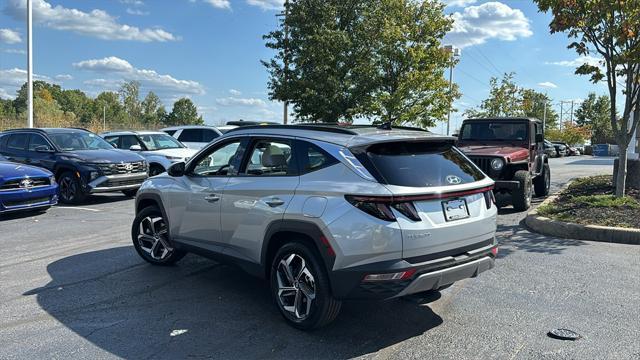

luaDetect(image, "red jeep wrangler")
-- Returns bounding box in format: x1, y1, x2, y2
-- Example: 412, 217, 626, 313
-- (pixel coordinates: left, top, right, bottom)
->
456, 117, 551, 211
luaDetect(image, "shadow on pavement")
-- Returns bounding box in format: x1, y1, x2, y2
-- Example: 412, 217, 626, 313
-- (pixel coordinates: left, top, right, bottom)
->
25, 247, 443, 359
496, 220, 586, 258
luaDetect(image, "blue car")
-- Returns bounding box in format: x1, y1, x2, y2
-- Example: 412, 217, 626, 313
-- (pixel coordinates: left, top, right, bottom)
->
0, 155, 58, 214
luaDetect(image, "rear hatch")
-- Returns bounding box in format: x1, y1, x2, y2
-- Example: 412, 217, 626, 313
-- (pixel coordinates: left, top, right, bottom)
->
350, 140, 496, 260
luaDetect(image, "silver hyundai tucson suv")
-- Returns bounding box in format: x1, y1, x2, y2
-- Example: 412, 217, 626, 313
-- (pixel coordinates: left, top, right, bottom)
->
132, 124, 498, 329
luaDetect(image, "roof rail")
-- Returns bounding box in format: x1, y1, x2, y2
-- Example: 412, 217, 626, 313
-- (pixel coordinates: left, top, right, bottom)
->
225, 124, 359, 135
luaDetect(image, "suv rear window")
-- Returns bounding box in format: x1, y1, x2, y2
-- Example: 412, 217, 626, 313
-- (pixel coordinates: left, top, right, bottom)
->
178, 129, 202, 142
355, 141, 484, 187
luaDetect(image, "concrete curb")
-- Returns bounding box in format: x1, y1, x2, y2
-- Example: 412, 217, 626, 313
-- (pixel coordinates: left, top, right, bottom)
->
525, 183, 640, 245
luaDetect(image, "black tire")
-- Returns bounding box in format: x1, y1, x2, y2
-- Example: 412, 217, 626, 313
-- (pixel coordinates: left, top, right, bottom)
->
131, 206, 186, 266
533, 163, 551, 197
149, 164, 165, 177
122, 189, 138, 197
270, 241, 341, 330
57, 171, 86, 204
512, 170, 532, 211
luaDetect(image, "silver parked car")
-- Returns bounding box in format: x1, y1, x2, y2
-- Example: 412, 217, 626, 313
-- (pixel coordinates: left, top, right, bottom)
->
101, 131, 198, 176
132, 124, 498, 329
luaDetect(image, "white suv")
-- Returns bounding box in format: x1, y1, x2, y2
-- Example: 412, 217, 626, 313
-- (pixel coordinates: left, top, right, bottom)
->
132, 124, 498, 329
102, 131, 197, 176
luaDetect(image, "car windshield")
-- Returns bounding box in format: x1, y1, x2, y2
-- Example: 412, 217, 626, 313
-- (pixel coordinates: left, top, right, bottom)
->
48, 132, 114, 151
138, 133, 185, 150
461, 122, 528, 141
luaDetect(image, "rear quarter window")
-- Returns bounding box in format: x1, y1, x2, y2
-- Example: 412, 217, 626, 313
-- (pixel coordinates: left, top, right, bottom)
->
354, 141, 485, 187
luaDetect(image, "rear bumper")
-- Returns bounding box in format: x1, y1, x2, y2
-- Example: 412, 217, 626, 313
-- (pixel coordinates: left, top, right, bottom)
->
494, 180, 520, 191
329, 238, 497, 300
88, 173, 148, 193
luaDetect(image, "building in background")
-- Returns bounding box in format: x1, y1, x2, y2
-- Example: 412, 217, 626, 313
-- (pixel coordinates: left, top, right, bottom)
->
630, 110, 639, 160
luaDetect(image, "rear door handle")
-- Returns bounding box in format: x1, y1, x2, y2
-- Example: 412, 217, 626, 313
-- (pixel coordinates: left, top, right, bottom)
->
265, 198, 285, 207
204, 194, 220, 203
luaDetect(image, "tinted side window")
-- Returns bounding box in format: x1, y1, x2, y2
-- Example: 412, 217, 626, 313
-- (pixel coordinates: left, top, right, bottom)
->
104, 136, 120, 148
244, 140, 294, 176
192, 141, 242, 176
163, 130, 177, 136
178, 129, 202, 142
120, 135, 141, 149
29, 134, 53, 151
7, 134, 29, 151
0, 134, 8, 150
202, 129, 219, 142
298, 142, 338, 174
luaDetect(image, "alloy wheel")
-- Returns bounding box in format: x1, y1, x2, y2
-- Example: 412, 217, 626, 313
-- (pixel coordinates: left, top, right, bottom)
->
59, 177, 75, 202
137, 216, 173, 261
276, 253, 316, 320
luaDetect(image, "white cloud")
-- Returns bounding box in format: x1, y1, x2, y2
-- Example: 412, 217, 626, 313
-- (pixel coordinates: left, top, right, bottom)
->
443, 0, 478, 7
2, 48, 26, 54
55, 74, 73, 81
126, 8, 149, 16
445, 2, 532, 49
3, 0, 177, 42
75, 56, 205, 97
229, 89, 242, 96
0, 68, 52, 99
120, 0, 145, 5
0, 28, 21, 44
204, 0, 232, 9
247, 0, 283, 11
537, 81, 557, 89
215, 97, 267, 107
545, 55, 602, 68
73, 56, 135, 72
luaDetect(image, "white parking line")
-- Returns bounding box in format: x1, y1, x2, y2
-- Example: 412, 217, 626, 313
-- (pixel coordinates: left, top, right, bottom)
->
54, 206, 101, 212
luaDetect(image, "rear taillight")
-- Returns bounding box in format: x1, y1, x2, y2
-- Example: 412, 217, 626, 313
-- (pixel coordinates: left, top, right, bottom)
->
483, 190, 495, 209
345, 195, 396, 221
345, 196, 421, 222
363, 268, 416, 282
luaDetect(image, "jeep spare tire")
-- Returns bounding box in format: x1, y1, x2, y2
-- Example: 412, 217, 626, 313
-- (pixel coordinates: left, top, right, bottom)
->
512, 170, 532, 211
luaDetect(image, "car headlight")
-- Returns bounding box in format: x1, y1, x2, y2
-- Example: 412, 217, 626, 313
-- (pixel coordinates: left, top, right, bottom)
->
490, 158, 504, 171
89, 171, 100, 181
49, 175, 57, 185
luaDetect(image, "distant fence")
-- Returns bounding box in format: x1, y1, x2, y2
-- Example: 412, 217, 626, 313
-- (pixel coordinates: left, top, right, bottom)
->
0, 117, 163, 134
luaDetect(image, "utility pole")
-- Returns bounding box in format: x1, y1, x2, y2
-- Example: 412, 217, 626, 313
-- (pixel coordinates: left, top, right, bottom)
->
570, 100, 575, 125
283, 0, 289, 125
444, 45, 460, 136
103, 105, 106, 131
543, 100, 547, 131
27, 0, 33, 128
559, 101, 564, 132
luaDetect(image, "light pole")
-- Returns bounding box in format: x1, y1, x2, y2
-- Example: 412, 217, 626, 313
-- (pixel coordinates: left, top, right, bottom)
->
444, 45, 460, 136
283, 0, 289, 125
27, 0, 33, 128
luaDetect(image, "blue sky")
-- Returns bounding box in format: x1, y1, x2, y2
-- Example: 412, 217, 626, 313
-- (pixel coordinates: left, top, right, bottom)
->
0, 0, 607, 132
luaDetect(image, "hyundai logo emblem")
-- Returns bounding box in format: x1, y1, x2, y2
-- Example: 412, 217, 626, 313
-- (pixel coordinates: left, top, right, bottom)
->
445, 175, 462, 185
20, 178, 34, 189
124, 163, 134, 171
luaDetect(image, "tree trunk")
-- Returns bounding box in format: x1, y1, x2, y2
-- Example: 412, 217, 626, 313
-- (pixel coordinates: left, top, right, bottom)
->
615, 145, 628, 197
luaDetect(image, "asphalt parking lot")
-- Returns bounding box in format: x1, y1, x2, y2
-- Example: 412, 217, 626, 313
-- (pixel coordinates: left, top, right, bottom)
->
1, 156, 638, 359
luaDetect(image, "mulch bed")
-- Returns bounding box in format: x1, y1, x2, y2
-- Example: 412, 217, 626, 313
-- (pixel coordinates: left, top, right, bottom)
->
540, 175, 640, 229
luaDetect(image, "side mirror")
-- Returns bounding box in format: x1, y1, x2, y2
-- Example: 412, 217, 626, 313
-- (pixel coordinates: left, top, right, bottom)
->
167, 162, 185, 177
129, 145, 142, 151
35, 145, 54, 153
535, 133, 544, 143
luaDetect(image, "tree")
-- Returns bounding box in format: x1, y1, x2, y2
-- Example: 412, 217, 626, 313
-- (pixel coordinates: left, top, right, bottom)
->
363, 0, 457, 127
141, 91, 164, 125
119, 81, 142, 120
521, 89, 558, 130
535, 0, 640, 196
58, 89, 92, 124
264, 0, 373, 122
92, 91, 126, 126
546, 121, 591, 145
263, 0, 456, 126
574, 92, 614, 144
166, 98, 203, 126
464, 73, 523, 118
